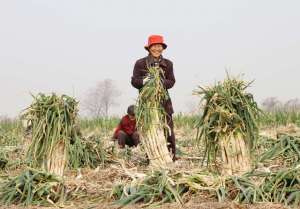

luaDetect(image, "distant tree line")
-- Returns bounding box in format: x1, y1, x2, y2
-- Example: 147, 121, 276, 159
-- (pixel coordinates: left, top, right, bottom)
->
261, 97, 300, 112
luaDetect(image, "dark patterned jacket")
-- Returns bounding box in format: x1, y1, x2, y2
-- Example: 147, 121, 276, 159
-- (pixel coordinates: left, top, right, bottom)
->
131, 55, 175, 115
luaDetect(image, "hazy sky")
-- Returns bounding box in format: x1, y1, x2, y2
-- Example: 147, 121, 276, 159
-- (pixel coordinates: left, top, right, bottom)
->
0, 0, 299, 117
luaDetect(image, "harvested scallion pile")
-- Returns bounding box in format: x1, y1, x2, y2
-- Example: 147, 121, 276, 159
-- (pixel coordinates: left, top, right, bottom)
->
260, 134, 300, 166
69, 134, 113, 169
136, 67, 173, 167
0, 168, 64, 206
23, 93, 79, 176
194, 75, 261, 175
225, 167, 300, 207
112, 170, 184, 207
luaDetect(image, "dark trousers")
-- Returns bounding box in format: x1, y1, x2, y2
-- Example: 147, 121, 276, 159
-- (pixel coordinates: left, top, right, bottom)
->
118, 130, 140, 148
166, 114, 176, 159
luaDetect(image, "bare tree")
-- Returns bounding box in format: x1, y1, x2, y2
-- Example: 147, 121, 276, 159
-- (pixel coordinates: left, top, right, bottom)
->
261, 97, 281, 112
284, 98, 300, 111
83, 79, 121, 118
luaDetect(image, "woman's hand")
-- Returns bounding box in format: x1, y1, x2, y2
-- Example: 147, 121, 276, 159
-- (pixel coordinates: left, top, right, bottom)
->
143, 74, 154, 85
143, 76, 150, 85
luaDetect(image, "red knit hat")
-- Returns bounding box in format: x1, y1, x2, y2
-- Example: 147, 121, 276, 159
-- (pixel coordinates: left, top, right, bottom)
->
144, 35, 167, 51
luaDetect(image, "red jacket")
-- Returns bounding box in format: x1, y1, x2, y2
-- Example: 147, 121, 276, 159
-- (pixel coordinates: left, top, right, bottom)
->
113, 115, 136, 138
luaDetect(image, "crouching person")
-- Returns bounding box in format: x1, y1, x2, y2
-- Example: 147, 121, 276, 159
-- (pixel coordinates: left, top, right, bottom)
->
113, 105, 140, 148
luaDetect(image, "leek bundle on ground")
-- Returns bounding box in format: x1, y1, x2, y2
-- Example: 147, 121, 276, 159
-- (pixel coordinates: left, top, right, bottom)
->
194, 76, 261, 175
23, 93, 79, 176
0, 145, 26, 171
112, 170, 184, 207
260, 134, 300, 166
110, 165, 300, 207
183, 169, 299, 205
0, 168, 64, 206
178, 170, 224, 198
225, 167, 300, 207
136, 67, 173, 167
69, 135, 113, 169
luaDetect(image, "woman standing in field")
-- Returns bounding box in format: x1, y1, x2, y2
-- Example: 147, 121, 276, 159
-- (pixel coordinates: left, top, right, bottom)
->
131, 35, 177, 161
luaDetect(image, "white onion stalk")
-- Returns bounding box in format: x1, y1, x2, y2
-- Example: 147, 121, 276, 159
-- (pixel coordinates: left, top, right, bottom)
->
136, 67, 173, 168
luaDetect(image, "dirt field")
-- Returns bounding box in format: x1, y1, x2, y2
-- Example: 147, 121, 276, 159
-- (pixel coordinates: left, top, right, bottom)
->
0, 125, 299, 209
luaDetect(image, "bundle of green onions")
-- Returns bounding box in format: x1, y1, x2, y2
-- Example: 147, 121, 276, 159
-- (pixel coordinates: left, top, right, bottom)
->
23, 93, 79, 176
194, 75, 261, 175
225, 167, 300, 207
69, 135, 112, 169
136, 67, 173, 167
0, 168, 64, 206
112, 166, 300, 207
178, 170, 224, 198
112, 170, 184, 207
260, 134, 300, 166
